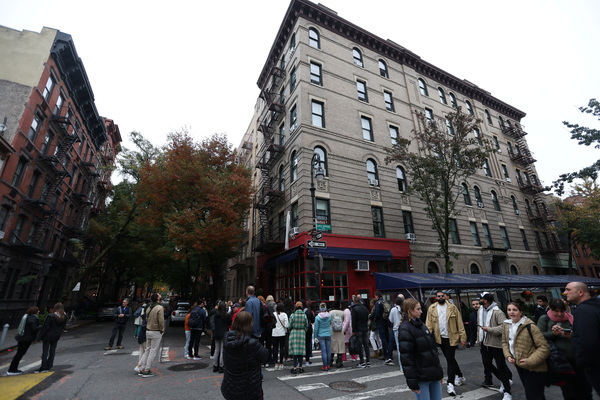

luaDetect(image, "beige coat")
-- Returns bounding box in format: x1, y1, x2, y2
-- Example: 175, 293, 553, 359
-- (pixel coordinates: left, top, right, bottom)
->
502, 318, 549, 372
329, 309, 346, 354
146, 304, 165, 333
426, 302, 467, 346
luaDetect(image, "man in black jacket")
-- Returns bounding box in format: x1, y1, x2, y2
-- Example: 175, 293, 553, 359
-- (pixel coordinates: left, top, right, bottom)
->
468, 298, 480, 347
533, 295, 548, 324
350, 294, 371, 368
105, 299, 132, 350
304, 300, 315, 366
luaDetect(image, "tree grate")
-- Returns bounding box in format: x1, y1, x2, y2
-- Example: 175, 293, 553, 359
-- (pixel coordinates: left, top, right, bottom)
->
329, 381, 367, 392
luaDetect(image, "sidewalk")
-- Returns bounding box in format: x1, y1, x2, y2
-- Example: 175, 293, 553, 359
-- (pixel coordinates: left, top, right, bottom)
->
0, 319, 94, 353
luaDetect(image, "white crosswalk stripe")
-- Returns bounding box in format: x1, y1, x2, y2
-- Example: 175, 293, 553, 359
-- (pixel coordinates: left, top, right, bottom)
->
130, 347, 170, 360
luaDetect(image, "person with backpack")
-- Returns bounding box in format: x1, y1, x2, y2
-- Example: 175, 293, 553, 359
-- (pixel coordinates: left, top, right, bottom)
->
258, 295, 275, 367
314, 302, 332, 371
188, 299, 207, 360
374, 291, 392, 364
105, 298, 132, 350
138, 294, 164, 378
7, 306, 40, 375
330, 301, 345, 368
351, 295, 371, 368
133, 302, 148, 374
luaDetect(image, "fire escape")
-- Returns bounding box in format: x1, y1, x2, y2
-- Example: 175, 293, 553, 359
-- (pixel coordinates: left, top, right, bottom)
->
504, 123, 561, 254
252, 63, 286, 253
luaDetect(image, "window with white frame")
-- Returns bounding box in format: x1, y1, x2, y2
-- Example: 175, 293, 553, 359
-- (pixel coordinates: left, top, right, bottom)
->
43, 75, 55, 101
366, 159, 379, 185
483, 159, 492, 177
396, 166, 406, 192
352, 48, 363, 67
462, 183, 472, 205
310, 61, 322, 85
309, 28, 320, 49
290, 105, 297, 131
491, 190, 501, 211
425, 108, 434, 123
389, 125, 399, 144
446, 117, 455, 135
470, 222, 481, 246
438, 87, 447, 104
311, 100, 325, 128
500, 226, 511, 249
485, 110, 493, 125
361, 116, 373, 141
371, 207, 385, 238
482, 223, 493, 247
465, 101, 474, 115
28, 113, 42, 141
449, 93, 457, 108
383, 90, 394, 112
418, 78, 428, 96
356, 80, 368, 102
474, 128, 483, 145
314, 146, 327, 177
379, 59, 388, 78
290, 151, 298, 182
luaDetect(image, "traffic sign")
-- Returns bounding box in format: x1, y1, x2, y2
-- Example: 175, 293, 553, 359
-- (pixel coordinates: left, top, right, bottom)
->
307, 240, 327, 248
312, 232, 323, 240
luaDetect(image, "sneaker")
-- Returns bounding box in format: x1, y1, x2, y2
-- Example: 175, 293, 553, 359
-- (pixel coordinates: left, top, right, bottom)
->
134, 365, 141, 373
193, 357, 202, 360
499, 379, 513, 393
298, 368, 304, 373
140, 370, 154, 378
184, 355, 190, 359
6, 370, 23, 376
305, 361, 312, 366
213, 366, 219, 372
454, 376, 466, 386
447, 383, 456, 396
481, 381, 494, 388
116, 345, 124, 349
104, 346, 113, 350
321, 366, 328, 371
357, 363, 366, 368
218, 367, 224, 373
502, 393, 512, 400
291, 368, 298, 374
365, 362, 371, 367
385, 358, 394, 365
35, 369, 50, 374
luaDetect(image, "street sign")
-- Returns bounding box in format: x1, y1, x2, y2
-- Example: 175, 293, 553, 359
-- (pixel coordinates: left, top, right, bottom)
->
307, 240, 327, 248
312, 232, 323, 240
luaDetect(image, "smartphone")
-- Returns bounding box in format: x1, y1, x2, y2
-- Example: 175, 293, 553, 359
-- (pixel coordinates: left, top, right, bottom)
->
563, 328, 572, 333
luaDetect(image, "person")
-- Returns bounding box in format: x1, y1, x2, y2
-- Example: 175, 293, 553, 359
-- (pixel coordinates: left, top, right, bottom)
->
184, 303, 195, 359
133, 302, 148, 373
350, 294, 371, 368
36, 302, 67, 373
133, 302, 144, 338
374, 291, 391, 363
342, 300, 355, 362
272, 302, 289, 370
564, 281, 600, 396
304, 300, 316, 366
467, 298, 480, 348
426, 291, 467, 396
330, 300, 345, 368
221, 311, 269, 400
189, 299, 207, 360
533, 295, 549, 324
478, 293, 512, 400
288, 301, 308, 374
399, 298, 444, 400
368, 298, 383, 359
212, 300, 232, 373
105, 298, 132, 350
138, 293, 165, 378
388, 296, 404, 371
245, 286, 262, 340
7, 306, 41, 375
502, 301, 549, 400
314, 302, 332, 371
537, 298, 592, 400
264, 295, 276, 365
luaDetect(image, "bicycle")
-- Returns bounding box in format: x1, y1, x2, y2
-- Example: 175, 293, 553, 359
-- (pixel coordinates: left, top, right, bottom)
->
67, 310, 77, 326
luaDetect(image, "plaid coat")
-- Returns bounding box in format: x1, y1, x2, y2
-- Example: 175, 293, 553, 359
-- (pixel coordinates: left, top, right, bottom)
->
288, 309, 308, 355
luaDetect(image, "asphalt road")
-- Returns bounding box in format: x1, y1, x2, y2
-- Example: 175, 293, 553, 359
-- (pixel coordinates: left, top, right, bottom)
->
0, 320, 597, 400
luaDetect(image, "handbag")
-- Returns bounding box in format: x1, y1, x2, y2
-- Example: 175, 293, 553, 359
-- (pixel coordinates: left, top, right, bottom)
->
525, 324, 574, 386
348, 334, 361, 355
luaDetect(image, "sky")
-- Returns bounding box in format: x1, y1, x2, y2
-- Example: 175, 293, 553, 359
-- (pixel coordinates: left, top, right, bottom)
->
1, 0, 599, 194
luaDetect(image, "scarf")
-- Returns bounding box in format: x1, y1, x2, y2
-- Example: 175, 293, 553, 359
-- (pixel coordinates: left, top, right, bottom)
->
17, 314, 28, 336
546, 309, 573, 325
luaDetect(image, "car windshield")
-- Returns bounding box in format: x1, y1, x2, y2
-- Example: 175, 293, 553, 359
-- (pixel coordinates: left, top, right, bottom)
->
176, 304, 189, 310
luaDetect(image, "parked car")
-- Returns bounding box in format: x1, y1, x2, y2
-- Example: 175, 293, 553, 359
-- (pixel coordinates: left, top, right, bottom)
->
170, 301, 190, 325
97, 302, 120, 321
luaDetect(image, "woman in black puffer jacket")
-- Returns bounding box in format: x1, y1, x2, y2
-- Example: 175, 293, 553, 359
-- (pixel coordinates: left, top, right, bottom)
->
36, 302, 67, 373
221, 311, 269, 400
8, 307, 41, 375
399, 298, 444, 400
212, 300, 232, 373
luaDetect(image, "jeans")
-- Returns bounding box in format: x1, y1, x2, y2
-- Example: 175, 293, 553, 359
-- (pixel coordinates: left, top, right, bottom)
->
137, 341, 147, 366
109, 324, 126, 346
355, 331, 371, 363
305, 325, 313, 362
393, 329, 403, 370
370, 330, 382, 351
190, 329, 203, 357
318, 336, 332, 367
439, 338, 463, 385
140, 330, 162, 371
40, 340, 59, 371
184, 330, 191, 356
414, 380, 442, 400
480, 344, 511, 393
272, 336, 286, 364
377, 322, 389, 357
9, 341, 32, 372
213, 339, 224, 367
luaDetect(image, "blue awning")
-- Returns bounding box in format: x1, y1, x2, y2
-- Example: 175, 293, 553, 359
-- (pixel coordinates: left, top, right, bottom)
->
263, 246, 303, 270
308, 247, 393, 261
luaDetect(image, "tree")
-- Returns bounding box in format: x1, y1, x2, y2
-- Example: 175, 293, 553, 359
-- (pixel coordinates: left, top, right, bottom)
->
385, 108, 494, 273
554, 98, 600, 196
136, 131, 252, 299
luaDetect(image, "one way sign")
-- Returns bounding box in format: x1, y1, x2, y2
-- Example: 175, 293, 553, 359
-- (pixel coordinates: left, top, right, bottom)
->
307, 240, 327, 248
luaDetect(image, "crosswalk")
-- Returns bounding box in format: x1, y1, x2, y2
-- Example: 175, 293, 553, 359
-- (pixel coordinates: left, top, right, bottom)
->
103, 347, 171, 361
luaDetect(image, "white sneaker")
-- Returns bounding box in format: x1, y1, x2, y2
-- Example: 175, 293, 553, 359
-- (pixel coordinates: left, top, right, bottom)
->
447, 383, 456, 396
502, 393, 512, 400
134, 365, 141, 373
454, 376, 466, 386
499, 379, 513, 393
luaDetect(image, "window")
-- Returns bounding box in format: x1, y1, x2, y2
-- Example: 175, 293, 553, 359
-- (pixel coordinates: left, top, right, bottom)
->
314, 146, 327, 176
438, 88, 447, 104
361, 116, 373, 141
427, 262, 439, 273
290, 151, 298, 182
41, 130, 54, 155
511, 196, 519, 212
449, 93, 457, 108
280, 55, 285, 70
290, 67, 296, 92
366, 159, 379, 185
352, 48, 363, 67
290, 105, 297, 131
573, 245, 580, 257
515, 169, 523, 185
483, 159, 492, 177
510, 265, 518, 275
0, 205, 11, 231
418, 78, 428, 96
465, 101, 474, 115
371, 207, 385, 237
291, 202, 298, 228
501, 165, 510, 181
279, 87, 285, 104
278, 212, 286, 241
520, 229, 530, 251
470, 222, 481, 246
462, 183, 472, 205
279, 165, 285, 191
485, 110, 493, 125
470, 264, 480, 274
500, 226, 511, 249
290, 33, 296, 52
54, 94, 64, 115
449, 219, 461, 244
396, 166, 407, 192
474, 186, 483, 205
383, 90, 394, 111
356, 80, 368, 102
317, 199, 331, 232
491, 190, 501, 211
43, 75, 55, 101
11, 158, 28, 187
310, 62, 322, 85
311, 100, 325, 128
28, 113, 42, 141
532, 265, 539, 275
446, 118, 455, 135
493, 136, 500, 151
308, 28, 320, 49
402, 211, 414, 234
474, 128, 483, 146
28, 171, 40, 198
378, 60, 388, 78
499, 116, 506, 129
425, 108, 434, 123
279, 122, 285, 146
482, 223, 493, 247
389, 125, 399, 144
525, 199, 533, 216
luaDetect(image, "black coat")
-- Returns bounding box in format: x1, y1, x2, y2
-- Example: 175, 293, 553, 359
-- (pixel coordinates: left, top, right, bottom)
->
221, 330, 269, 400
350, 303, 369, 333
213, 313, 232, 341
38, 313, 67, 342
468, 310, 478, 346
573, 297, 600, 369
399, 318, 444, 391
15, 314, 41, 342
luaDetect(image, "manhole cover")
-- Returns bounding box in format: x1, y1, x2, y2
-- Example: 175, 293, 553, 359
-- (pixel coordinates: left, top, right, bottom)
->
168, 363, 208, 372
330, 381, 367, 392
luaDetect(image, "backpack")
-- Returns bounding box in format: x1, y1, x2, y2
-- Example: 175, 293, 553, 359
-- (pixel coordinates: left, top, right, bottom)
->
382, 301, 391, 321
188, 308, 201, 328
261, 304, 276, 330
332, 313, 343, 332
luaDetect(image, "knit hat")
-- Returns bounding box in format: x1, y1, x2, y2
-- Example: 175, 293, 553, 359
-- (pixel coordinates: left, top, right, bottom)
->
319, 303, 327, 312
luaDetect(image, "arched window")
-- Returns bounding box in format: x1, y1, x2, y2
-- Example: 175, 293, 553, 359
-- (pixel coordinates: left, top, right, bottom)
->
290, 151, 298, 182
462, 183, 472, 205
378, 59, 388, 78
506, 120, 513, 128
470, 263, 480, 274
418, 78, 428, 96
532, 265, 540, 275
474, 186, 483, 205
511, 195, 519, 212
352, 47, 363, 67
308, 28, 320, 49
438, 87, 447, 104
533, 201, 542, 217
465, 100, 474, 115
314, 146, 328, 177
366, 159, 379, 186
485, 109, 493, 125
525, 199, 533, 216
396, 166, 407, 192
491, 190, 501, 211
499, 116, 506, 129
510, 265, 519, 275
427, 262, 439, 273
279, 165, 285, 191
449, 93, 457, 108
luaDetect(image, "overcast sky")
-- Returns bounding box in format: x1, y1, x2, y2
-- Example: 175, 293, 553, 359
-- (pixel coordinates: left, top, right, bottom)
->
1, 0, 599, 193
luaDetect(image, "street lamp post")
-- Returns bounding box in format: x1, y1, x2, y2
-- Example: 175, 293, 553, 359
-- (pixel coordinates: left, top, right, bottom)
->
310, 153, 325, 303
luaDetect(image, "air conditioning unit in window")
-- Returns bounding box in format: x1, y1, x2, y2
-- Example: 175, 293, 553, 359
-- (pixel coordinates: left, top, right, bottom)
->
354, 260, 370, 271
290, 227, 300, 236
497, 149, 502, 153
506, 178, 512, 183
368, 178, 379, 186
477, 202, 484, 208
290, 124, 296, 132
405, 233, 416, 242
515, 210, 520, 215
